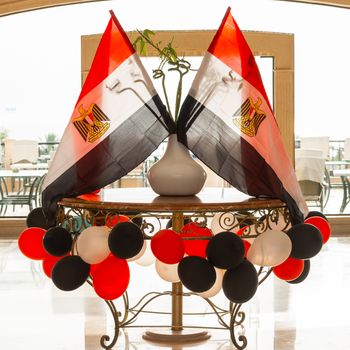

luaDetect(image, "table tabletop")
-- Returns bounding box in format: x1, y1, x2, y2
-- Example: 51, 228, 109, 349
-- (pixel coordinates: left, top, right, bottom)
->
58, 187, 286, 212
326, 160, 350, 166
10, 163, 49, 171
0, 169, 47, 178
332, 169, 350, 177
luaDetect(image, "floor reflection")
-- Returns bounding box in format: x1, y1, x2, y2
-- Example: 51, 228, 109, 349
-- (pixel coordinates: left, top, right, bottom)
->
0, 237, 350, 349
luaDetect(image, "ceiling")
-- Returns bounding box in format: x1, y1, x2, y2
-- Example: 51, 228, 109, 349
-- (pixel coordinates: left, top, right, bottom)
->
0, 0, 349, 17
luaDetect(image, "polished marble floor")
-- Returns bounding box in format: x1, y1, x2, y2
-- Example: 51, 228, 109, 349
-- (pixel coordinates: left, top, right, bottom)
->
0, 237, 350, 350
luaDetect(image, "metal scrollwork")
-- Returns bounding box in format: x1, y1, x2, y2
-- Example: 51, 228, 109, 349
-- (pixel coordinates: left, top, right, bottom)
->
190, 212, 209, 228
139, 213, 163, 239
218, 211, 239, 231
230, 303, 247, 350
100, 300, 121, 350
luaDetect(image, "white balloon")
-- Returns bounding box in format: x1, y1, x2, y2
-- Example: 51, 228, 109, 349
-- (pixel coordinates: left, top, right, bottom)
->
135, 240, 155, 266
155, 260, 180, 282
197, 268, 224, 298
247, 230, 292, 267
211, 212, 236, 235
77, 226, 110, 264
127, 240, 147, 262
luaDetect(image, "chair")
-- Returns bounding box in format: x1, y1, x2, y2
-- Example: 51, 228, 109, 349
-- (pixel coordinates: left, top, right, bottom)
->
344, 138, 350, 161
338, 175, 350, 213
295, 148, 328, 210
34, 174, 46, 206
299, 136, 330, 159
0, 175, 41, 215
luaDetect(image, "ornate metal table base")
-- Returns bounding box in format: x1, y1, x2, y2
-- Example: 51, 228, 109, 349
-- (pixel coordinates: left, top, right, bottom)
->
57, 187, 290, 350
143, 329, 211, 344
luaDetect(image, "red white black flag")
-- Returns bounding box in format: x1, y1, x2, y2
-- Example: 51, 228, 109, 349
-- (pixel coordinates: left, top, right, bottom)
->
177, 7, 307, 224
42, 11, 174, 225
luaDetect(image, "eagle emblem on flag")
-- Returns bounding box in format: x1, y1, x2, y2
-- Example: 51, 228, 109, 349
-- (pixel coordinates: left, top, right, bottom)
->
232, 97, 266, 137
73, 104, 110, 143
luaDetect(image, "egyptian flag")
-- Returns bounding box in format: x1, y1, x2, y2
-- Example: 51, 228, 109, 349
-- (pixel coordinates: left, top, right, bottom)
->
177, 7, 307, 224
42, 11, 175, 226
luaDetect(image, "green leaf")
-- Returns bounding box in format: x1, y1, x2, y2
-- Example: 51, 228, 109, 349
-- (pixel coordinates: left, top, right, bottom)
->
143, 29, 155, 39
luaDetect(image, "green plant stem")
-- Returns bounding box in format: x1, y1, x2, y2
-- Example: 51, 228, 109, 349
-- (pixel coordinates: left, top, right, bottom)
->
174, 72, 183, 122
161, 74, 173, 120
135, 30, 193, 123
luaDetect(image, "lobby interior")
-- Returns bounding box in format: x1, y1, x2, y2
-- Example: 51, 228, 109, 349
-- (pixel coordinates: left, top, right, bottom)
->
1, 1, 350, 349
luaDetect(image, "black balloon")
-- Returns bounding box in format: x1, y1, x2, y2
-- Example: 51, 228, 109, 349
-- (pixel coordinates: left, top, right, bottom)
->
109, 222, 144, 259
178, 256, 216, 293
305, 211, 328, 221
286, 223, 323, 259
131, 216, 143, 228
222, 260, 258, 303
52, 255, 90, 291
26, 207, 48, 229
288, 259, 310, 284
206, 231, 244, 269
43, 226, 73, 256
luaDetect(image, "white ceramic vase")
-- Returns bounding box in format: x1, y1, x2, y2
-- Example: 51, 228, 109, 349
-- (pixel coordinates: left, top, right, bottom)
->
147, 134, 207, 196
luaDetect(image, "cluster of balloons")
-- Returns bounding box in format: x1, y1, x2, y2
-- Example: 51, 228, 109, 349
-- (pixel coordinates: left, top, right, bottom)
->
149, 221, 258, 303
18, 208, 147, 300
18, 207, 331, 304
151, 210, 331, 304
272, 210, 331, 283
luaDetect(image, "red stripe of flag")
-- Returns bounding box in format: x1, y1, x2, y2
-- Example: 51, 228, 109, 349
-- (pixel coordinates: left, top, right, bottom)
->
78, 11, 135, 103
208, 7, 271, 112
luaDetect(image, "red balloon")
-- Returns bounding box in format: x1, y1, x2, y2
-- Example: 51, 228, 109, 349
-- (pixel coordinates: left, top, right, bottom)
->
105, 214, 129, 229
42, 254, 66, 278
304, 216, 331, 244
273, 257, 304, 281
180, 223, 213, 258
93, 255, 130, 300
18, 227, 47, 260
90, 253, 112, 277
90, 262, 100, 277
151, 229, 185, 264
242, 239, 251, 257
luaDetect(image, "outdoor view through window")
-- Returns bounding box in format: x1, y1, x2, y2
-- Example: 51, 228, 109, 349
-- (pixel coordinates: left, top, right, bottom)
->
0, 0, 349, 217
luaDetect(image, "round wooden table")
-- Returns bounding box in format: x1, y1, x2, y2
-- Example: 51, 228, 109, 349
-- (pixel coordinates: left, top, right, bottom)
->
58, 187, 289, 350
58, 187, 286, 212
